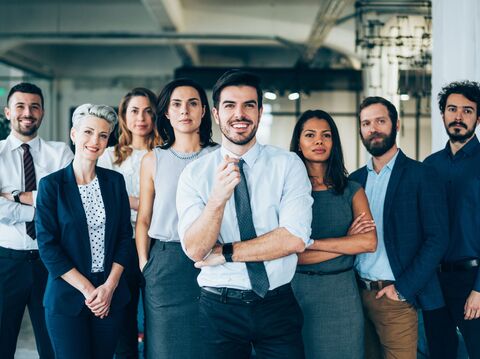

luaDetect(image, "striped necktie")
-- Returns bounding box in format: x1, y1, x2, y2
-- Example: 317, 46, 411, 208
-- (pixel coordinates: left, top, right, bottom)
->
234, 159, 270, 297
21, 143, 36, 239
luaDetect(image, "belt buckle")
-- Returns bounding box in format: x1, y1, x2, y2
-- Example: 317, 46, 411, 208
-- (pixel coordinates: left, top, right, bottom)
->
361, 278, 372, 290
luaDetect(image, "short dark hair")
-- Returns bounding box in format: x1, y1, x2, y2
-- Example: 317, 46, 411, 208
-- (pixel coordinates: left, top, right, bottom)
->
212, 69, 263, 109
290, 109, 348, 194
7, 83, 44, 108
358, 96, 398, 128
157, 78, 216, 149
438, 80, 480, 117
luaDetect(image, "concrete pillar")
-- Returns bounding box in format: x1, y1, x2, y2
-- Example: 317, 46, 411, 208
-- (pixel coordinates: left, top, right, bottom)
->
431, 0, 480, 152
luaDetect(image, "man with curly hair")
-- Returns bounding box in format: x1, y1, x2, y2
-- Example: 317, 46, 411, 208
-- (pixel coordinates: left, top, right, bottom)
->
423, 80, 480, 358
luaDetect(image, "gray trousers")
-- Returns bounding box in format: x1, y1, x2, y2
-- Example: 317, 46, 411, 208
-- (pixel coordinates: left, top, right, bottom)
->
142, 240, 201, 359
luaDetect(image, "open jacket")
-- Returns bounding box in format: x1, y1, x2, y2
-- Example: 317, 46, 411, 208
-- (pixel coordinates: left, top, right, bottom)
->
36, 163, 133, 315
350, 150, 448, 310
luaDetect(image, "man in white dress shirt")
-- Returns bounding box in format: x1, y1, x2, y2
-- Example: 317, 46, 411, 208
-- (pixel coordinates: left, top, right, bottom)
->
177, 70, 313, 359
0, 83, 73, 358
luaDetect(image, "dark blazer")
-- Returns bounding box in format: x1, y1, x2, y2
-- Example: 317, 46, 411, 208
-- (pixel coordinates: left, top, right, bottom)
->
350, 150, 448, 310
36, 163, 133, 315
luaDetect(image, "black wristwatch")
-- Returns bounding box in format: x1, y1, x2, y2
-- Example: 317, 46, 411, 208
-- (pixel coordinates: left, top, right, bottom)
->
222, 243, 234, 263
11, 190, 21, 203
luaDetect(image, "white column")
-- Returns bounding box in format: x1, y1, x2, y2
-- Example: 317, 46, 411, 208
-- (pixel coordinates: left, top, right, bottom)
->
431, 0, 480, 152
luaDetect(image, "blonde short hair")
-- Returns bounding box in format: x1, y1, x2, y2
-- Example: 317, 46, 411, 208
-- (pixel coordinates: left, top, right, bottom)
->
72, 103, 118, 133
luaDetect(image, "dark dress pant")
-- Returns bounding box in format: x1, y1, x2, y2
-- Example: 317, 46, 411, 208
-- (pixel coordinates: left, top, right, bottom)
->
0, 250, 54, 359
424, 268, 480, 359
115, 250, 141, 359
199, 284, 304, 359
46, 305, 124, 359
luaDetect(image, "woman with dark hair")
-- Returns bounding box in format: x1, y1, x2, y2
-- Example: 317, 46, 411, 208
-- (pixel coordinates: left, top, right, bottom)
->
97, 87, 161, 358
290, 109, 377, 359
136, 78, 218, 358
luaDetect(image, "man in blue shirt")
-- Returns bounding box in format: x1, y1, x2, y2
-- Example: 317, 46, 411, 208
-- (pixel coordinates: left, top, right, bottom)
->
423, 81, 480, 359
350, 96, 449, 359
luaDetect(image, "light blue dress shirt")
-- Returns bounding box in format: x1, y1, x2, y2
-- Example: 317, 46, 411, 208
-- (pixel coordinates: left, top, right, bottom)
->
355, 150, 399, 281
177, 142, 313, 290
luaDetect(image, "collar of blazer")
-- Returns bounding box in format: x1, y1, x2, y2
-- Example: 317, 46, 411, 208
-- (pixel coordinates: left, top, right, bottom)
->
61, 162, 114, 253
62, 162, 112, 184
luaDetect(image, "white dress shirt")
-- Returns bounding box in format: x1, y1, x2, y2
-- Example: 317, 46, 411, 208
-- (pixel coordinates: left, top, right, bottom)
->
177, 142, 313, 290
0, 134, 73, 250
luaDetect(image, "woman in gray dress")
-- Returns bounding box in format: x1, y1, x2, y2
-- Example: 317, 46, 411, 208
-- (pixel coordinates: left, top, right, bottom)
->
135, 79, 218, 358
290, 109, 377, 359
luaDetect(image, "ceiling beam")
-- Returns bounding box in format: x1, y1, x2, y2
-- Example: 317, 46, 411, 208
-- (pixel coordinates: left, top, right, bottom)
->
141, 0, 200, 65
0, 32, 297, 47
302, 0, 355, 64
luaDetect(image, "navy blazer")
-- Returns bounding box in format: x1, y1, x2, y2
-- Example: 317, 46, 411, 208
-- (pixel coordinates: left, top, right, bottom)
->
350, 150, 448, 310
36, 163, 133, 315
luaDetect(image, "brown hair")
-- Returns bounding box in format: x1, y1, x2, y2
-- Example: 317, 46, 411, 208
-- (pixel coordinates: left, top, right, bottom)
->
114, 88, 162, 165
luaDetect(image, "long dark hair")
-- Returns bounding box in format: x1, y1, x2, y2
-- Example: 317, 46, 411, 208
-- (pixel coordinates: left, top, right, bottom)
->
290, 109, 348, 194
157, 78, 216, 149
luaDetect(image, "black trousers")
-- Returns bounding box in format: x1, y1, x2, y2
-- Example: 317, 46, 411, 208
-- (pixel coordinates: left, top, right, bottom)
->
199, 285, 305, 359
46, 306, 123, 359
424, 268, 480, 359
0, 249, 54, 359
115, 255, 141, 359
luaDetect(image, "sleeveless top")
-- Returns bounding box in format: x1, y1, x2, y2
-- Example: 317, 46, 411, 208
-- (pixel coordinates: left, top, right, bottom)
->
297, 180, 361, 273
148, 145, 219, 242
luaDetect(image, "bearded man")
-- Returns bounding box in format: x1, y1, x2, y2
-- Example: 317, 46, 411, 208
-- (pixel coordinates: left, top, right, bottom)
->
423, 81, 480, 359
350, 96, 449, 359
176, 70, 313, 359
0, 82, 73, 358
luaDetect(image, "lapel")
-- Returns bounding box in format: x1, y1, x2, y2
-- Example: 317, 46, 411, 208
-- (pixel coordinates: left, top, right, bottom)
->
383, 150, 407, 226
96, 167, 113, 254
62, 163, 90, 251
357, 167, 368, 188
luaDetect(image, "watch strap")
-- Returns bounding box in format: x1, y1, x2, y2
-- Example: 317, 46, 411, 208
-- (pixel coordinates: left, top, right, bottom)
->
11, 190, 21, 203
222, 243, 234, 262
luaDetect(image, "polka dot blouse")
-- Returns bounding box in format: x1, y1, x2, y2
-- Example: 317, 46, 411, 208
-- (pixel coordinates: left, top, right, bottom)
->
78, 177, 106, 273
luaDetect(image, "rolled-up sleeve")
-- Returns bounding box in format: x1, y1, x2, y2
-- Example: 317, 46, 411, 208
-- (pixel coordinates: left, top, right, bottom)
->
278, 155, 313, 246
176, 164, 206, 253
0, 197, 35, 224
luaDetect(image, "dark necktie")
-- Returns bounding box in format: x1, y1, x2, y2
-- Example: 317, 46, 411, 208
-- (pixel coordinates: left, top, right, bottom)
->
234, 159, 270, 297
21, 143, 36, 239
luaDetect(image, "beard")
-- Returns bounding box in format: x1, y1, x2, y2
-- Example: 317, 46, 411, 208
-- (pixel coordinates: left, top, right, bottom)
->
446, 121, 476, 143
219, 118, 258, 146
12, 117, 40, 137
361, 127, 397, 157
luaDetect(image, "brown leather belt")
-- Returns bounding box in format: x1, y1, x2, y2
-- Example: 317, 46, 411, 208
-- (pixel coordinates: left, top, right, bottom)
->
440, 258, 480, 272
357, 278, 394, 291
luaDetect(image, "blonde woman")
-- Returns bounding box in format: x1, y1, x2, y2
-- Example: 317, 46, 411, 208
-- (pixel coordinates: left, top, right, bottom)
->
36, 104, 132, 359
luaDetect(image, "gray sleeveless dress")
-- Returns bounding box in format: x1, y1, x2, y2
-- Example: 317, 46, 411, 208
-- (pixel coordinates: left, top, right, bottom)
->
292, 180, 364, 359
142, 145, 218, 359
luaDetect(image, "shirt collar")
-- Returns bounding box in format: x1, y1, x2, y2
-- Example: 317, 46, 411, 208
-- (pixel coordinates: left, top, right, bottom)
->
366, 149, 399, 173
445, 134, 480, 158
7, 133, 40, 152
220, 141, 262, 168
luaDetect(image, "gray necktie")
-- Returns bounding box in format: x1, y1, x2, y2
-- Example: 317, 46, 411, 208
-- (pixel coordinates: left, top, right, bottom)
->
234, 159, 270, 298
